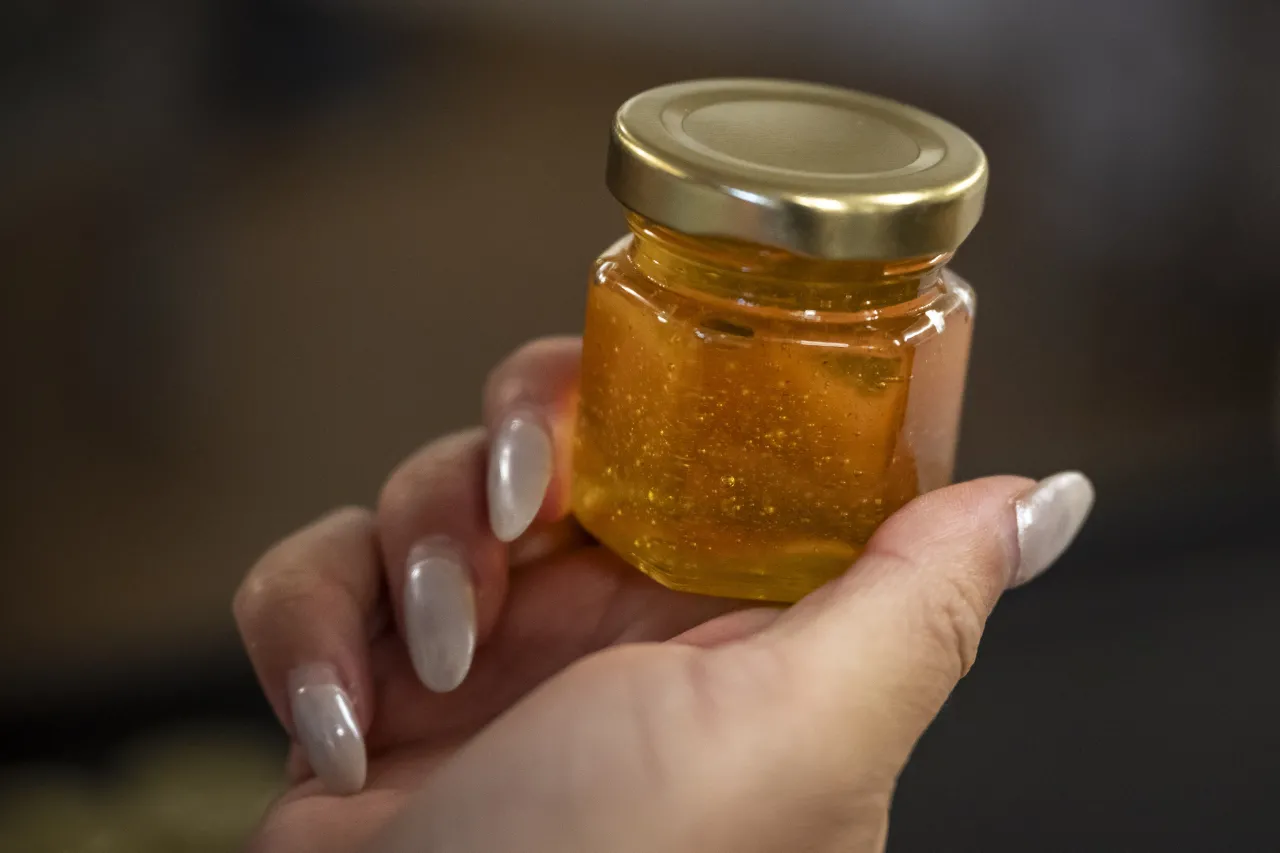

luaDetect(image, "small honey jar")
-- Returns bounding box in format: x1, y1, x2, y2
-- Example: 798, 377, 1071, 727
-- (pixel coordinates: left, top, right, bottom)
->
572, 79, 987, 602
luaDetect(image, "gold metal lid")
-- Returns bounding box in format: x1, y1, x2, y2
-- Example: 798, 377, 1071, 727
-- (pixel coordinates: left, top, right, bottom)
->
607, 79, 987, 260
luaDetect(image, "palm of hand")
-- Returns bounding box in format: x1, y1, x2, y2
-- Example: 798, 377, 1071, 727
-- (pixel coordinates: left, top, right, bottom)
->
252, 544, 801, 853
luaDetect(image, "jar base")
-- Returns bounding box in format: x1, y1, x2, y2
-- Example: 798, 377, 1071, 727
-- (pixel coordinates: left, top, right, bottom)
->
579, 514, 855, 604
629, 557, 821, 604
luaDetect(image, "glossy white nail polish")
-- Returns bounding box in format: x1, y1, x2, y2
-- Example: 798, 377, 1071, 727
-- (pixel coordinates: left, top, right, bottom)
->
405, 539, 477, 692
488, 411, 553, 542
1012, 471, 1095, 587
288, 663, 366, 795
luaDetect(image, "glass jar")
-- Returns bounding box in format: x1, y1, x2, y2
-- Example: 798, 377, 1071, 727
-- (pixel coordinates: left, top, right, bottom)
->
572, 80, 987, 603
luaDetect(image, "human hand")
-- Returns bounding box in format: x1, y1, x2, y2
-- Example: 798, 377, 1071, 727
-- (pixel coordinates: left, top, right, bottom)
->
236, 337, 1094, 853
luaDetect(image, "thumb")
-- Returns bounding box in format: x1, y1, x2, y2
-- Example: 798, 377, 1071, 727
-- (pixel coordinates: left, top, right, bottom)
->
760, 472, 1094, 773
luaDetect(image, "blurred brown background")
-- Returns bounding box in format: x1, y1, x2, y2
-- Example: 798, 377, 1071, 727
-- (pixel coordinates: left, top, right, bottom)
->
2, 1, 1279, 850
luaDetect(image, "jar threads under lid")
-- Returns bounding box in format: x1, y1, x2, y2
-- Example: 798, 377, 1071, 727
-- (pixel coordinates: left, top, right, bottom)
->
606, 79, 988, 261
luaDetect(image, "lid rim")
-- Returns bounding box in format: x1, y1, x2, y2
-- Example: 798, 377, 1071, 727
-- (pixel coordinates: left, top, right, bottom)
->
607, 79, 988, 260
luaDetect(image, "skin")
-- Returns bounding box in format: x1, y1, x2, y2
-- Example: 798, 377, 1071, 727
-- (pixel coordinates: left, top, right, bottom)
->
236, 338, 1041, 853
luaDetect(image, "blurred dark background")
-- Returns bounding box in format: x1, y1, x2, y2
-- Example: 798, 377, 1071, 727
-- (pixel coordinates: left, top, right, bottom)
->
2, 0, 1278, 849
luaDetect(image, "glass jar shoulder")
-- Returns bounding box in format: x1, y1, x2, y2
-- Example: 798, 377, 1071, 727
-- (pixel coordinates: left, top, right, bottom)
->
590, 234, 974, 353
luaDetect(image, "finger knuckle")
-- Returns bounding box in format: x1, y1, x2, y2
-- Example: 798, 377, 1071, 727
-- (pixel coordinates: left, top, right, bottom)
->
232, 566, 278, 630
233, 508, 371, 628
230, 577, 257, 628
484, 337, 569, 409
235, 565, 337, 631
321, 504, 374, 531
233, 545, 292, 627
377, 462, 420, 526
377, 448, 442, 527
918, 571, 988, 680
376, 429, 485, 527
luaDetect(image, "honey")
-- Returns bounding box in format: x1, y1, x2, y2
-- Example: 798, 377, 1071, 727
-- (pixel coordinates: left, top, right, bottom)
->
572, 80, 987, 601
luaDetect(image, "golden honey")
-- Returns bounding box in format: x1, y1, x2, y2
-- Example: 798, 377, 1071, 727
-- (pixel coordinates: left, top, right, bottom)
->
572, 80, 986, 601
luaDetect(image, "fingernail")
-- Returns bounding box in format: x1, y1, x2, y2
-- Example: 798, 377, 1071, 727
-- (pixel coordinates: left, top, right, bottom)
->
288, 664, 366, 795
1012, 471, 1095, 587
405, 539, 477, 692
488, 410, 553, 542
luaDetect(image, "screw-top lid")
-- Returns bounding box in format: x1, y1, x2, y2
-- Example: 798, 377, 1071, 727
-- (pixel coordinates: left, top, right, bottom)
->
607, 79, 987, 260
